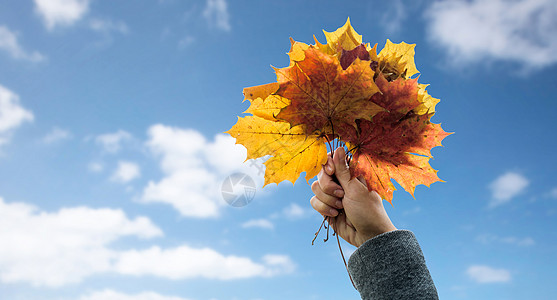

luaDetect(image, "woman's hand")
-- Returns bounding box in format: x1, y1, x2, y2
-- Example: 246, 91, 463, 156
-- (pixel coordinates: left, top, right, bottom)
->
310, 147, 397, 247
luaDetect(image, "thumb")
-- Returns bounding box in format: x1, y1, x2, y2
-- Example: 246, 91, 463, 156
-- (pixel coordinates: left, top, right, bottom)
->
333, 147, 351, 187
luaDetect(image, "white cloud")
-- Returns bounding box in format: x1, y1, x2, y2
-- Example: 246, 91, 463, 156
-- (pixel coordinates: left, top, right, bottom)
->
34, 0, 91, 30
79, 290, 192, 300
111, 161, 141, 183
0, 197, 162, 287
141, 124, 265, 218
0, 84, 33, 146
95, 130, 132, 153
476, 234, 535, 246
42, 127, 71, 144
89, 18, 129, 34
242, 219, 274, 230
0, 26, 45, 62
203, 0, 231, 31
115, 246, 295, 280
488, 172, 529, 207
425, 0, 557, 69
467, 265, 511, 283
0, 196, 295, 287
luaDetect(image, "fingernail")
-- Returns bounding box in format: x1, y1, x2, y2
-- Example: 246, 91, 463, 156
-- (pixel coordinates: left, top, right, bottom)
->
326, 165, 333, 174
329, 209, 338, 216
335, 200, 343, 208
334, 189, 344, 197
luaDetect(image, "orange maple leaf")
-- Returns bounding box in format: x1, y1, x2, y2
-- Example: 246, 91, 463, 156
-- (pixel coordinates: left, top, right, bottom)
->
275, 46, 384, 135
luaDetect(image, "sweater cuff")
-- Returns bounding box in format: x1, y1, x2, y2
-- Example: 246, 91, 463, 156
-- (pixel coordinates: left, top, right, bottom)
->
347, 230, 438, 299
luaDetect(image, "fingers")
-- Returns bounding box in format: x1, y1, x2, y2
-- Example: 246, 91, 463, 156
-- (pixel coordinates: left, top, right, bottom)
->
333, 147, 351, 187
323, 153, 335, 176
317, 168, 344, 198
310, 196, 339, 217
311, 180, 343, 209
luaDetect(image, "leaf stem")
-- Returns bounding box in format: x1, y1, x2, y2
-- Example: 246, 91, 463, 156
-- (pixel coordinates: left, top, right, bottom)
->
311, 216, 328, 246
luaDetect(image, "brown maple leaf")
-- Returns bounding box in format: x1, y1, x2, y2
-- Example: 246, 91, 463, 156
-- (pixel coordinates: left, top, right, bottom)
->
338, 75, 451, 202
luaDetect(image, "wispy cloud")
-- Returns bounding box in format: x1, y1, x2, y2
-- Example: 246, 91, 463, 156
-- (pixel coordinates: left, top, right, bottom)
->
488, 172, 529, 208
466, 265, 511, 283
111, 161, 141, 183
203, 0, 231, 31
178, 35, 195, 49
549, 188, 557, 199
89, 18, 129, 35
0, 84, 34, 146
242, 218, 274, 230
34, 0, 91, 30
88, 161, 104, 173
42, 127, 72, 144
282, 203, 307, 219
378, 0, 407, 34
79, 290, 192, 300
425, 0, 557, 69
95, 130, 132, 153
476, 234, 535, 247
0, 26, 45, 62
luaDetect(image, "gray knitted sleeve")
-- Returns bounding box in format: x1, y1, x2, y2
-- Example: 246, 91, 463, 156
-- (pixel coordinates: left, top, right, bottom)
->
347, 230, 439, 300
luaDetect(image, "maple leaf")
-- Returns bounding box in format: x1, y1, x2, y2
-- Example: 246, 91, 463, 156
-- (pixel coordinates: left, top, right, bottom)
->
338, 75, 451, 202
242, 82, 290, 121
226, 115, 327, 185
287, 38, 310, 63
274, 46, 384, 135
377, 39, 419, 81
322, 18, 362, 54
370, 74, 421, 123
339, 43, 370, 70
415, 83, 440, 115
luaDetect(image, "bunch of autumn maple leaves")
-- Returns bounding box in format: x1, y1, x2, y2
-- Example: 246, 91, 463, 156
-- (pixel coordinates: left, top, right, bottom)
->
227, 19, 451, 203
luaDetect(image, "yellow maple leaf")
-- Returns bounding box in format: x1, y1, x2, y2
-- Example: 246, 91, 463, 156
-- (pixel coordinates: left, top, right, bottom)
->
322, 17, 362, 55
242, 82, 290, 121
378, 39, 419, 79
243, 82, 279, 103
415, 83, 440, 115
287, 38, 310, 63
226, 115, 327, 185
243, 94, 290, 121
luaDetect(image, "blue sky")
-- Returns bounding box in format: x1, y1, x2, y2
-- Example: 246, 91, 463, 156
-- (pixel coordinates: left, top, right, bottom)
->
1, 0, 556, 299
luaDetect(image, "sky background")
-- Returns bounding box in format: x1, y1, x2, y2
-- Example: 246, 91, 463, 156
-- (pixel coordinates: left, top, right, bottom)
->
1, 0, 557, 299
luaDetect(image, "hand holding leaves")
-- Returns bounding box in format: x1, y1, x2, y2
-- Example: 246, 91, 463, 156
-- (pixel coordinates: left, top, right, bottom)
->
226, 18, 451, 204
